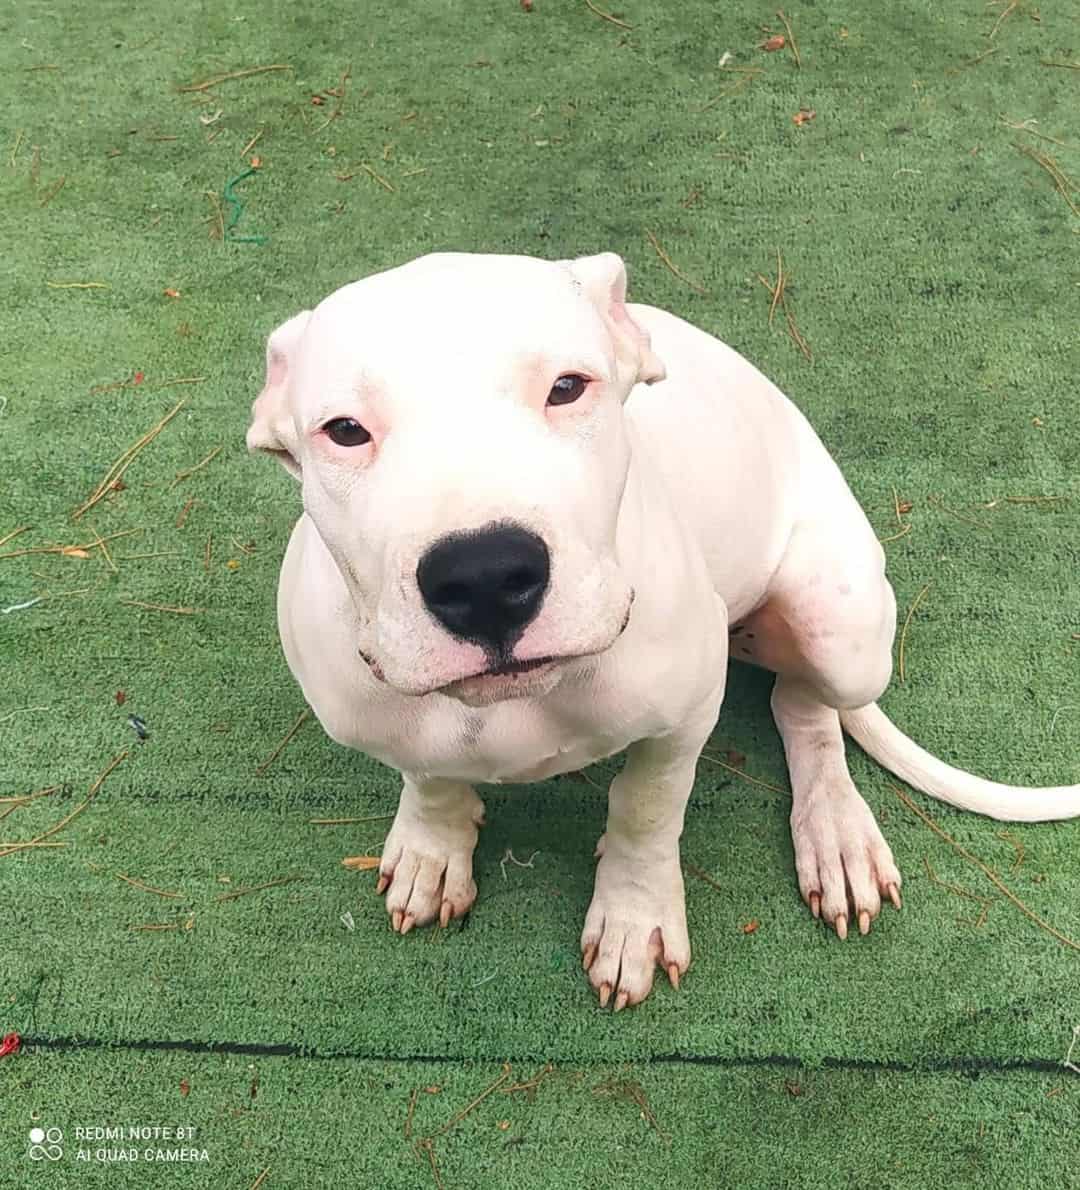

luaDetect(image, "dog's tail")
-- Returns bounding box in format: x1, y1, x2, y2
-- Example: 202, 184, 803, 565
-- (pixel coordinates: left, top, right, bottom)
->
838, 702, 1080, 822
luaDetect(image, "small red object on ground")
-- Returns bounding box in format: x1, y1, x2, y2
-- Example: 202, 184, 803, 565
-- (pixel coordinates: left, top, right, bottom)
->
0, 1033, 21, 1058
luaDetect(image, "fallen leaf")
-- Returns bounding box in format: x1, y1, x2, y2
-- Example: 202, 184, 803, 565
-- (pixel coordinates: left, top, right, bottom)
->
115, 690, 127, 706
793, 108, 816, 126
250, 156, 262, 169
724, 749, 746, 768
133, 371, 145, 385
521, 0, 533, 9
784, 1080, 803, 1097
311, 95, 325, 106
61, 547, 91, 559
341, 855, 381, 870
497, 1120, 511, 1130
179, 1079, 191, 1097
761, 35, 786, 51
226, 559, 240, 571
742, 919, 760, 935
897, 499, 914, 515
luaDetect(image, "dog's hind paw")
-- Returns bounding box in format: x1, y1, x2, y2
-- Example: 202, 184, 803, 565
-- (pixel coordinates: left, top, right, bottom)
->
790, 774, 902, 938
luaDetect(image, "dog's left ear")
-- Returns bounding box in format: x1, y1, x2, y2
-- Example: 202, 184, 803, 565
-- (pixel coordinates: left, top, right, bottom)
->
246, 310, 312, 479
563, 252, 666, 386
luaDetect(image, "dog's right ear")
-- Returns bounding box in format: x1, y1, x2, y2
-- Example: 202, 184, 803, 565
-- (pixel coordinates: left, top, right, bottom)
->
246, 311, 312, 480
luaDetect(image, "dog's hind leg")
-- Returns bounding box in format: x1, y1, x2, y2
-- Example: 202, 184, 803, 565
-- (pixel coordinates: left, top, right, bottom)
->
734, 490, 904, 937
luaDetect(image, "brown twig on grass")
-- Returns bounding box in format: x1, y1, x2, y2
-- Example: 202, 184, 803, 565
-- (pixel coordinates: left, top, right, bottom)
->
421, 1064, 513, 1141
776, 10, 801, 67
155, 376, 207, 391
240, 129, 264, 158
359, 162, 395, 192
583, 0, 633, 29
697, 67, 764, 110
699, 750, 791, 796
989, 0, 1018, 40
39, 176, 66, 207
894, 786, 1080, 952
756, 251, 813, 362
593, 1077, 670, 1144
0, 752, 127, 859
0, 786, 61, 807
255, 710, 311, 776
1014, 143, 1080, 218
645, 230, 708, 295
999, 116, 1076, 150
878, 523, 912, 545
170, 446, 222, 489
897, 582, 931, 683
922, 855, 993, 910
1040, 59, 1080, 70
404, 1087, 420, 1139
119, 600, 200, 615
996, 830, 1026, 873
0, 526, 31, 550
205, 189, 226, 241
502, 1063, 556, 1096
315, 65, 351, 133
117, 873, 183, 899
249, 1167, 271, 1190
215, 875, 305, 902
416, 1140, 445, 1190
925, 493, 985, 529
685, 863, 724, 894
71, 398, 188, 520
176, 497, 198, 529
948, 47, 998, 73
341, 856, 381, 871
0, 529, 139, 562
179, 65, 292, 93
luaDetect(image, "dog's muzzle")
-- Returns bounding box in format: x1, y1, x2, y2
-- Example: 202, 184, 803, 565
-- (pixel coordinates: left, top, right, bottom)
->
416, 522, 550, 653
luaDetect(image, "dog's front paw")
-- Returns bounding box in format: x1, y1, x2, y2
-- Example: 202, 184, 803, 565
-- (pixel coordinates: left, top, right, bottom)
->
580, 837, 689, 1010
790, 776, 903, 938
376, 789, 484, 933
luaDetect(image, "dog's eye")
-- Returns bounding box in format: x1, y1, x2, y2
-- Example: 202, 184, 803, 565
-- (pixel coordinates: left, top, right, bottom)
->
323, 417, 371, 447
547, 374, 588, 406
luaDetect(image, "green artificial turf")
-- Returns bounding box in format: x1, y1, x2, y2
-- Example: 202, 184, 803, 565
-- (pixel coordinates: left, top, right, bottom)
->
3, 1048, 1078, 1189
2, 0, 1079, 1184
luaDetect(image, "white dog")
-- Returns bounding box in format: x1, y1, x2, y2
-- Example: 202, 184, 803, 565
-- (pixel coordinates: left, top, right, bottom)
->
248, 251, 1080, 1010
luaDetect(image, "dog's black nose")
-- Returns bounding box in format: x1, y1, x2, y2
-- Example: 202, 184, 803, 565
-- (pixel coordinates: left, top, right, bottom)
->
416, 523, 550, 650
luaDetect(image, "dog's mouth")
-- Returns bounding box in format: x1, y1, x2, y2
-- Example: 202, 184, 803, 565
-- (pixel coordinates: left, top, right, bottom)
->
361, 587, 635, 698
481, 654, 559, 678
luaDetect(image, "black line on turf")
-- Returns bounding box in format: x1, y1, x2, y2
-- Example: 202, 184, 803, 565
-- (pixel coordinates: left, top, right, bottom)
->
14, 1034, 1067, 1076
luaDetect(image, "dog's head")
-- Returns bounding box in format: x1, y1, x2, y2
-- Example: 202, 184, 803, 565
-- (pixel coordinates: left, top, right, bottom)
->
248, 252, 665, 705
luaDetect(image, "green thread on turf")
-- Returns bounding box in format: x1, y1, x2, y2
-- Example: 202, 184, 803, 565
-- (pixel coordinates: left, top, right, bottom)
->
222, 167, 267, 245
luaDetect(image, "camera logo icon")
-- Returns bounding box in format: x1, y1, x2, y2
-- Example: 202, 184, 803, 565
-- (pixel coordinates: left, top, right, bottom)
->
28, 1127, 63, 1161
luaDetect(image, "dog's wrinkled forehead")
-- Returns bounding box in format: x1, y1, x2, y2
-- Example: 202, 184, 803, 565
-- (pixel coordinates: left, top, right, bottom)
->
294, 253, 612, 397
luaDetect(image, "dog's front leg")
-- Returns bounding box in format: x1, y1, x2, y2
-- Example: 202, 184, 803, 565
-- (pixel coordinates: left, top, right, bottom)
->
582, 683, 725, 1010
376, 775, 485, 933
